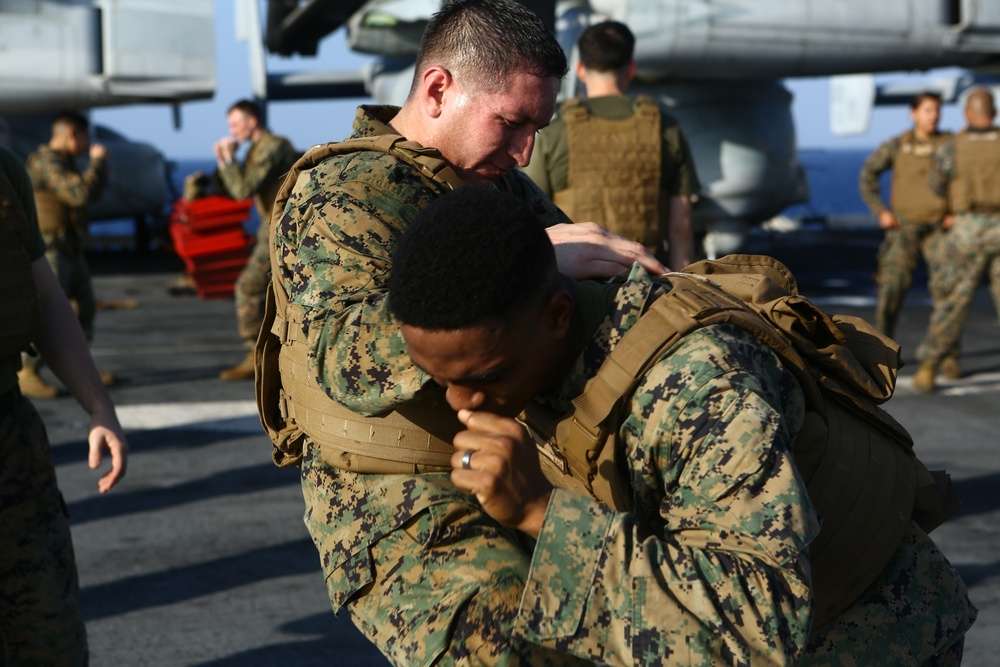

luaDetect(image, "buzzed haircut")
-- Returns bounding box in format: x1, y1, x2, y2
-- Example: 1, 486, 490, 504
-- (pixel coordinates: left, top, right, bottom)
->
910, 91, 942, 110
388, 187, 557, 330
411, 0, 568, 96
228, 99, 263, 121
51, 110, 89, 134
965, 88, 996, 116
578, 20, 635, 72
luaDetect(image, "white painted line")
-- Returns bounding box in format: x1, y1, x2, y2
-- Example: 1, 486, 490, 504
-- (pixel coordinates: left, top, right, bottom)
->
896, 371, 1000, 397
115, 400, 263, 433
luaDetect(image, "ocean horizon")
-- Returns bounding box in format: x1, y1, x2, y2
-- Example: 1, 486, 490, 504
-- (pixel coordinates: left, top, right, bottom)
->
88, 148, 881, 249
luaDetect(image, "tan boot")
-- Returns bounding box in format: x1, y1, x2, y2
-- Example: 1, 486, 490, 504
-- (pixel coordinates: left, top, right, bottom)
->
219, 350, 255, 381
17, 366, 58, 399
913, 363, 937, 394
940, 356, 963, 380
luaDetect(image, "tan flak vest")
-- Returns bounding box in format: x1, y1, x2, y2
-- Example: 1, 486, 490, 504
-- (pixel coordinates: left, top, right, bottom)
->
949, 128, 1000, 214
255, 134, 470, 470
554, 97, 662, 250
519, 255, 958, 633
0, 170, 41, 358
890, 130, 950, 224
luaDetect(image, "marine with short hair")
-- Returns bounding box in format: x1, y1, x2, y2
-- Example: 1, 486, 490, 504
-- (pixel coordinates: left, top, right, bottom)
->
257, 0, 665, 662
389, 184, 977, 665
523, 20, 699, 269
859, 92, 959, 374
214, 99, 300, 381
20, 110, 109, 399
914, 87, 1000, 392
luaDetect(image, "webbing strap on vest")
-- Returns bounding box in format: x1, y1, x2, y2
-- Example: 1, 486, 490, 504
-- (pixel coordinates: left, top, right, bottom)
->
255, 134, 466, 468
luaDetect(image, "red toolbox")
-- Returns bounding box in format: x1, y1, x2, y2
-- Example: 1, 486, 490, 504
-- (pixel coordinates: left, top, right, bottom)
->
168, 196, 255, 299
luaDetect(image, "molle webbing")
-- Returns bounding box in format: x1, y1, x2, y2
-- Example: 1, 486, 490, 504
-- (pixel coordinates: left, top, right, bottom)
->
950, 130, 1000, 213
0, 170, 40, 357
889, 132, 948, 224
255, 133, 466, 468
553, 97, 661, 248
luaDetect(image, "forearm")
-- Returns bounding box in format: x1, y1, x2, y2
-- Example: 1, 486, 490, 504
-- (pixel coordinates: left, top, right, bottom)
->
665, 195, 693, 268
31, 258, 117, 422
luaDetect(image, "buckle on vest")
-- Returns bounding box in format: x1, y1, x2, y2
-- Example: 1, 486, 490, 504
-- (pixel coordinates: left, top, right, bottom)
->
278, 389, 297, 422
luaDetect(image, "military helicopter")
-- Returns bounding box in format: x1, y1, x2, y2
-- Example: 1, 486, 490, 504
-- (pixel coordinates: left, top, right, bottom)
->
240, 0, 1000, 256
0, 0, 216, 247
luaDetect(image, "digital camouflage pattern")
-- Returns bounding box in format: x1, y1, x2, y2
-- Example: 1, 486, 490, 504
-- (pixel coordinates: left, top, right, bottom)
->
918, 210, 1000, 366
0, 397, 88, 667
859, 132, 953, 337
917, 133, 1000, 366
279, 105, 576, 665
274, 105, 568, 416
216, 129, 300, 345
517, 265, 975, 665
23, 144, 107, 348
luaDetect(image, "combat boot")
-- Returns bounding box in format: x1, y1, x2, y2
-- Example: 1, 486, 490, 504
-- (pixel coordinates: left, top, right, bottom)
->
17, 366, 58, 399
219, 350, 255, 381
913, 363, 937, 394
940, 356, 963, 380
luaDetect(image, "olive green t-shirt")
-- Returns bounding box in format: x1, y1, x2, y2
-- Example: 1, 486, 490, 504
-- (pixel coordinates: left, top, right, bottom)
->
522, 95, 700, 201
1, 146, 46, 395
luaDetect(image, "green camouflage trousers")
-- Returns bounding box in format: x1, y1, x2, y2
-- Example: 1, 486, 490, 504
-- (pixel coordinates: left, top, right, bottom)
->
234, 220, 270, 348
0, 392, 88, 667
874, 220, 950, 338
300, 443, 589, 667
918, 212, 1000, 366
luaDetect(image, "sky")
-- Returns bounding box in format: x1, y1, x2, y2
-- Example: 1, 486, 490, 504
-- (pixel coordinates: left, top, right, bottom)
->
91, 2, 970, 162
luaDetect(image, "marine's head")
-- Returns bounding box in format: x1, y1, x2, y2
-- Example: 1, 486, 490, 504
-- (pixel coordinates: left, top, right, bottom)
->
576, 20, 637, 93
49, 110, 91, 157
388, 186, 574, 417
226, 99, 264, 144
909, 91, 941, 138
964, 87, 997, 129
397, 0, 567, 184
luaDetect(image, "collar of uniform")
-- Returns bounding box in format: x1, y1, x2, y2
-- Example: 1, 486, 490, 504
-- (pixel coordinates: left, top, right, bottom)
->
351, 105, 402, 138
535, 264, 666, 414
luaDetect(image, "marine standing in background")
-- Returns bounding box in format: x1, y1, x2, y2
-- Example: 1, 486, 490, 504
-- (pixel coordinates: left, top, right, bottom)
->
214, 100, 299, 381
1, 145, 129, 667
859, 92, 960, 375
19, 111, 109, 399
256, 0, 665, 662
914, 87, 1000, 393
522, 20, 699, 269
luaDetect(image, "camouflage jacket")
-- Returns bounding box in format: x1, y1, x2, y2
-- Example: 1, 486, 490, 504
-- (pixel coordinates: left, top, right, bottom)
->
273, 105, 569, 416
516, 265, 975, 665
25, 144, 107, 235
517, 264, 817, 664
216, 129, 299, 222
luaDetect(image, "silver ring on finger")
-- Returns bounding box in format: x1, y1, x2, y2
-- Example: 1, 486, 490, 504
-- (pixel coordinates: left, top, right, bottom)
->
461, 450, 473, 470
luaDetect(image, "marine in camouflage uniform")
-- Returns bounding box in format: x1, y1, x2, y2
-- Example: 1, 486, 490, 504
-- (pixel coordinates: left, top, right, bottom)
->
1, 146, 129, 667
915, 90, 1000, 392
275, 105, 593, 665
215, 101, 300, 380
388, 187, 977, 665
859, 126, 953, 339
20, 114, 109, 398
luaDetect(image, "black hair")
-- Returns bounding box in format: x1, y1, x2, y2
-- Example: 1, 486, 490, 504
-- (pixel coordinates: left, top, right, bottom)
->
228, 99, 263, 121
411, 0, 568, 95
388, 187, 557, 329
578, 20, 635, 72
910, 91, 942, 110
51, 110, 89, 134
